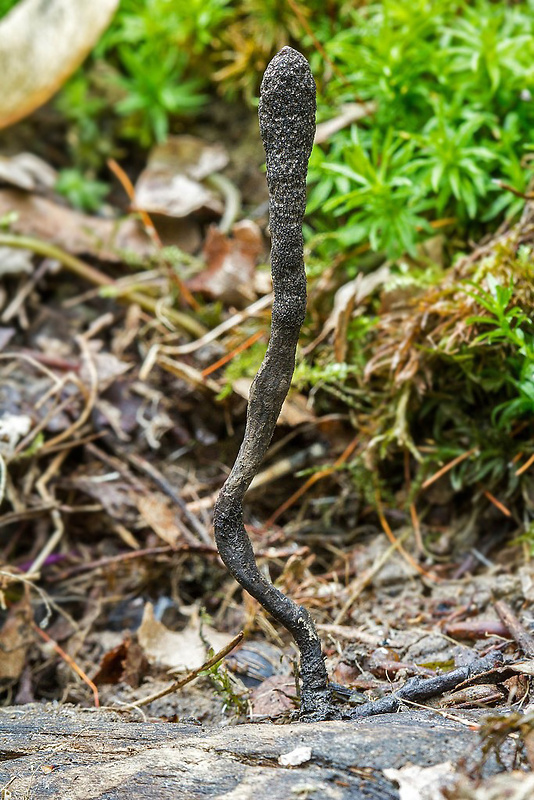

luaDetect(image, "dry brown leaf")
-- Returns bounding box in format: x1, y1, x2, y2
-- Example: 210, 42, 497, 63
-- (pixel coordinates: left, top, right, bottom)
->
136, 492, 184, 548
188, 220, 263, 303
0, 189, 154, 261
319, 265, 390, 361
137, 603, 233, 672
0, 597, 32, 683
93, 635, 148, 688
133, 136, 228, 219
249, 675, 296, 717
146, 136, 228, 180
0, 153, 57, 191
79, 341, 132, 392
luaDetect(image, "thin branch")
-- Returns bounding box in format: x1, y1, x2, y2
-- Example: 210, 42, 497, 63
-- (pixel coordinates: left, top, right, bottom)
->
348, 651, 504, 719
126, 631, 244, 709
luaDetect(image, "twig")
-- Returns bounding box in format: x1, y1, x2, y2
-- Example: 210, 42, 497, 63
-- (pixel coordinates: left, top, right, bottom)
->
0, 350, 63, 387
205, 173, 242, 234
374, 486, 439, 583
286, 0, 349, 87
12, 395, 73, 458
29, 450, 69, 574
266, 433, 360, 526
124, 450, 212, 545
0, 233, 205, 337
32, 621, 100, 707
483, 490, 511, 517
495, 600, 534, 659
126, 631, 244, 708
162, 293, 273, 355
46, 544, 217, 583
516, 453, 534, 476
249, 442, 326, 491
492, 179, 534, 200
0, 570, 52, 628
38, 333, 99, 453
1, 258, 51, 323
0, 502, 57, 529
0, 454, 5, 506
347, 650, 504, 719
0, 569, 79, 631
107, 160, 201, 310
202, 330, 264, 377
107, 158, 161, 246
422, 448, 477, 489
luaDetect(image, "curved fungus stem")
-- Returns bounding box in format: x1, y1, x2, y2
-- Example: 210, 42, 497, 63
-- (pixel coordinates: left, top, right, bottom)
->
213, 47, 334, 719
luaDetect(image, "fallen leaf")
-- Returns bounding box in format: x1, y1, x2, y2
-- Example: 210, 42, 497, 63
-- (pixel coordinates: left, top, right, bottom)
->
147, 136, 229, 181
133, 136, 228, 219
136, 492, 184, 548
443, 619, 510, 640
0, 153, 57, 191
509, 660, 534, 676
93, 635, 148, 687
137, 603, 233, 672
0, 597, 32, 683
134, 173, 222, 218
0, 0, 119, 128
0, 189, 154, 261
250, 675, 297, 717
79, 341, 132, 391
319, 265, 390, 362
68, 476, 138, 522
188, 220, 263, 304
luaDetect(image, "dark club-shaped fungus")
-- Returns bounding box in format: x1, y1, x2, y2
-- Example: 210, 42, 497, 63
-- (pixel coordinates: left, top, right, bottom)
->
213, 47, 334, 719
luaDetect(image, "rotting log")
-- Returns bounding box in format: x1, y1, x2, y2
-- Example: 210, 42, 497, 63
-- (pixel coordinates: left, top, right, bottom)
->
212, 47, 334, 719
0, 705, 511, 799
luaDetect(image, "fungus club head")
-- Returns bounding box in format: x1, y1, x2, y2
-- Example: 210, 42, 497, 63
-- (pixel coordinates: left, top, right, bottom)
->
258, 46, 316, 194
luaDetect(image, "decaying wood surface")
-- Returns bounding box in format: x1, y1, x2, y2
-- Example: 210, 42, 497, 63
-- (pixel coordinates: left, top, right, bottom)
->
0, 705, 509, 799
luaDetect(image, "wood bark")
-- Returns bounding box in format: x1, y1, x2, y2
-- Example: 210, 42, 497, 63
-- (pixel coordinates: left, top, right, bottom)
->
0, 705, 510, 799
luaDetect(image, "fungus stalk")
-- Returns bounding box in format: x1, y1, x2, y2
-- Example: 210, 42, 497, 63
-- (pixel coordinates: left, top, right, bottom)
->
213, 47, 333, 719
